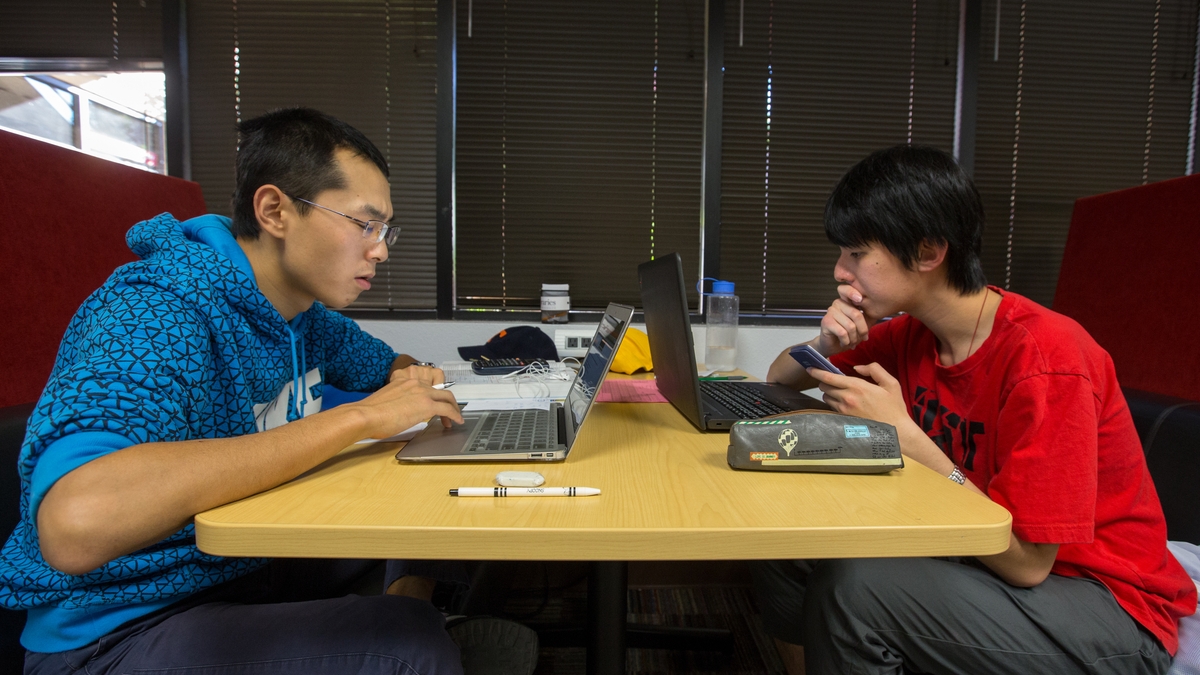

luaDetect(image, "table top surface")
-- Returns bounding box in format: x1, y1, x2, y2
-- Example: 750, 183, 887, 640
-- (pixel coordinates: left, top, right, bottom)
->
195, 387, 1012, 561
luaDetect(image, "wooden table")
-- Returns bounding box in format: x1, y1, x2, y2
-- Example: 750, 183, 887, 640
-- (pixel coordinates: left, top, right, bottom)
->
196, 399, 1011, 673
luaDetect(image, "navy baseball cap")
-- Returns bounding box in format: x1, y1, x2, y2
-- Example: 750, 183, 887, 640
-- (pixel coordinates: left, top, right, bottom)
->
458, 326, 560, 361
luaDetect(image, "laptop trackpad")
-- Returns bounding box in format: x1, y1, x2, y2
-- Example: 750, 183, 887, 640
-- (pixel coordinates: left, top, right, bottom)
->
396, 413, 485, 459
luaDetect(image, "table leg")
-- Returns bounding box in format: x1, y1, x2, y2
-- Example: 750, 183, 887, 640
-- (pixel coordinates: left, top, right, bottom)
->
586, 561, 628, 675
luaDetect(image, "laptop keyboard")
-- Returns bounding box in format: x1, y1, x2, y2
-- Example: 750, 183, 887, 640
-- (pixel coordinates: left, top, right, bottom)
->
466, 409, 556, 453
700, 381, 790, 419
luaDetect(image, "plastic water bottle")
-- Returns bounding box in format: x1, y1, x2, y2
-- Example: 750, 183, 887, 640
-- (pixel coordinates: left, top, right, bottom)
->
705, 280, 739, 372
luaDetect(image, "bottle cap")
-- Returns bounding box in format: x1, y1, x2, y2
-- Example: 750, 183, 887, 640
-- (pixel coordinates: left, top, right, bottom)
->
712, 280, 735, 295
541, 283, 570, 291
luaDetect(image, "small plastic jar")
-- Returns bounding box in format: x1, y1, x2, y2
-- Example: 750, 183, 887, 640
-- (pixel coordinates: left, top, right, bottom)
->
540, 284, 570, 323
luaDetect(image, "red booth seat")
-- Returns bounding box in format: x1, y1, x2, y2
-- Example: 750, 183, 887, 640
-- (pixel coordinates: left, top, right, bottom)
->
0, 129, 208, 408
1054, 173, 1200, 402
1056, 175, 1200, 548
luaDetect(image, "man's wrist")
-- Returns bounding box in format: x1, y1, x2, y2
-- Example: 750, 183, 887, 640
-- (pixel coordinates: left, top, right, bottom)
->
809, 337, 835, 358
896, 421, 956, 474
391, 355, 436, 372
323, 402, 375, 444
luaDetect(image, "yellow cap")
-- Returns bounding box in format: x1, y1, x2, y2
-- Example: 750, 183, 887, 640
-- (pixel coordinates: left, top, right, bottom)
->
610, 327, 654, 374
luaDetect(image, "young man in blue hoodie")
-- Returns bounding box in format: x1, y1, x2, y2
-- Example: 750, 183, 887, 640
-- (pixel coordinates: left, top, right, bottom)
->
0, 108, 469, 674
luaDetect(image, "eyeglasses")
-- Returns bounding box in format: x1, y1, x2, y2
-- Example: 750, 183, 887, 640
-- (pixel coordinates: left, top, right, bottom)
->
285, 194, 400, 246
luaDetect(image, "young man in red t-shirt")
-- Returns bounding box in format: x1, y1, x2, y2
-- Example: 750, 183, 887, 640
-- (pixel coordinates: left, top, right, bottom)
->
753, 145, 1196, 675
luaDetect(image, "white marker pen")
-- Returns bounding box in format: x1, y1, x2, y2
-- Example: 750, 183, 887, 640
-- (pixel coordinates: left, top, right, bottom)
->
449, 487, 600, 497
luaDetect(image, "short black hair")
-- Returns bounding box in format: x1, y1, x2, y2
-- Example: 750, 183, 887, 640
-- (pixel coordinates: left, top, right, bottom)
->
231, 107, 389, 239
824, 145, 987, 294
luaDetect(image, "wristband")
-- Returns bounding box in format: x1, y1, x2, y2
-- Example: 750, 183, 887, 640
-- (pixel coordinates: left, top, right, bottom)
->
947, 465, 966, 485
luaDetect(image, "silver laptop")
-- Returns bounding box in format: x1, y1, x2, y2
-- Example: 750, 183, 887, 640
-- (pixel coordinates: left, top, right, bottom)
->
396, 303, 634, 462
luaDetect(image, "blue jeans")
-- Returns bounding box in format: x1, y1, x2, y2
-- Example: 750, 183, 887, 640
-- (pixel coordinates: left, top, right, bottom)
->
24, 559, 465, 675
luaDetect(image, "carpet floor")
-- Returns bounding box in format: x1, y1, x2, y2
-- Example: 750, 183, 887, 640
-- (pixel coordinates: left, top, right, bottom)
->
501, 584, 787, 675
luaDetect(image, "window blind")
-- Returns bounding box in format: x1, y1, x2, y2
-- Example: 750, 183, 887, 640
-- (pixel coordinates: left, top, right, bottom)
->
454, 0, 706, 311
975, 0, 1195, 307
0, 0, 162, 65
720, 0, 960, 314
187, 0, 438, 310
167, 0, 1200, 316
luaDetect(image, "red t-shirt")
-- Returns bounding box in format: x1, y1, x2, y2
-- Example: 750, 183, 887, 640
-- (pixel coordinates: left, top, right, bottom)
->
830, 288, 1197, 654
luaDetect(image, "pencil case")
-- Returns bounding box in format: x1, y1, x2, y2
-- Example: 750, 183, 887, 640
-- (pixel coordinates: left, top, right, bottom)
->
727, 411, 904, 474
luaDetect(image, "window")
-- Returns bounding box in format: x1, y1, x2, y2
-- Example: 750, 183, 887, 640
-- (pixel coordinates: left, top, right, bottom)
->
975, 0, 1195, 306
454, 0, 707, 312
0, 0, 167, 174
174, 0, 1199, 317
722, 1, 963, 314
0, 73, 166, 173
187, 0, 439, 310
720, 0, 1195, 312
0, 1, 162, 67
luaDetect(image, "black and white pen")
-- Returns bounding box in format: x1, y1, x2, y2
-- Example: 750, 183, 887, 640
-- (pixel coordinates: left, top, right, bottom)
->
449, 487, 600, 497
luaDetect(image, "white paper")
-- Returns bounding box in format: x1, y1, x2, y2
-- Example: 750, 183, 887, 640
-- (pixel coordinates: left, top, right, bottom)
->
462, 397, 552, 412
354, 421, 428, 444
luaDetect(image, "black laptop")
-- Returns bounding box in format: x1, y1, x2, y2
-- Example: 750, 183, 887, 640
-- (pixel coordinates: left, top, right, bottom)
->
638, 254, 825, 431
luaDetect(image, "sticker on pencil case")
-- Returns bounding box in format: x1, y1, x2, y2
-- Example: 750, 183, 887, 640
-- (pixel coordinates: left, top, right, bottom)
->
844, 425, 871, 438
777, 428, 800, 453
749, 452, 779, 461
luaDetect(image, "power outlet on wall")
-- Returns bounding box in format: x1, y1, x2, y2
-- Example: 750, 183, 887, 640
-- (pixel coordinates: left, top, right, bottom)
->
554, 328, 596, 358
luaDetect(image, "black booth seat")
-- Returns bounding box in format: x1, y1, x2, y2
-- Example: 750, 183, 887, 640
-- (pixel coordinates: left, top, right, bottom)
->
0, 403, 33, 675
1125, 389, 1200, 546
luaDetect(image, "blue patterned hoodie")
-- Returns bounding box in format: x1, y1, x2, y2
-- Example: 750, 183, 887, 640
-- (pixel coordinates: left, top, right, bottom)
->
0, 213, 398, 652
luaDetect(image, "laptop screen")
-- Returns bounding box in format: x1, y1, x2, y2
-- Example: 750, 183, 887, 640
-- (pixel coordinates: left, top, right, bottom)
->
565, 303, 633, 431
637, 253, 707, 428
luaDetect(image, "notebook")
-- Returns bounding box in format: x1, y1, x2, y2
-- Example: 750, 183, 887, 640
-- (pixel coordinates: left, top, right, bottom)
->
396, 303, 634, 462
637, 253, 825, 431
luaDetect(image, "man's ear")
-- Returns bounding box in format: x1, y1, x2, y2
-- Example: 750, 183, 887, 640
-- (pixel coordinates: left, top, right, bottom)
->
915, 240, 948, 273
253, 184, 289, 240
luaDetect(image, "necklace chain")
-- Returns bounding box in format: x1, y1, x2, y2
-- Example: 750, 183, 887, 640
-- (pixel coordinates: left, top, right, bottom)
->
964, 290, 989, 363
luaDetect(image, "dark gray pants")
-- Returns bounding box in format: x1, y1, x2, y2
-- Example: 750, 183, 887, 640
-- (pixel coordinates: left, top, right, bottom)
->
749, 557, 1172, 675
24, 559, 465, 675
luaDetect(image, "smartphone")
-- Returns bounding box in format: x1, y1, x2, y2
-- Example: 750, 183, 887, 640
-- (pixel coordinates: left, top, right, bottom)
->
788, 344, 844, 376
